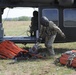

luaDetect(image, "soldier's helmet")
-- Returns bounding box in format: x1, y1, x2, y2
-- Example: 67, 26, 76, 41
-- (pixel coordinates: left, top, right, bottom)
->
40, 16, 49, 27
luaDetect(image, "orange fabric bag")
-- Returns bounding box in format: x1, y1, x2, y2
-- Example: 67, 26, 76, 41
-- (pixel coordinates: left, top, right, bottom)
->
0, 40, 28, 59
59, 50, 76, 67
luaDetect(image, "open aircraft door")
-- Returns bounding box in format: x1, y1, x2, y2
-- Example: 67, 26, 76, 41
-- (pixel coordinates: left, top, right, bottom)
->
1, 8, 40, 43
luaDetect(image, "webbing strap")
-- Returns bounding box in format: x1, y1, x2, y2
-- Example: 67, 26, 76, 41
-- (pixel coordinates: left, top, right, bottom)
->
66, 53, 76, 66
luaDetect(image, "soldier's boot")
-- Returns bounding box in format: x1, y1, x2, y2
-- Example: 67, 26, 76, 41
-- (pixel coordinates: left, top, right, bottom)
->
48, 46, 55, 56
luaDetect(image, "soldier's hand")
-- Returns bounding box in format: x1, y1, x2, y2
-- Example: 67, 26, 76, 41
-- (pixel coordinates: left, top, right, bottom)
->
61, 33, 66, 39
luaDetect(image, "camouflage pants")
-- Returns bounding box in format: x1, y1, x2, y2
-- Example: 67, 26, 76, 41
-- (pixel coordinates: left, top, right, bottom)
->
45, 34, 56, 56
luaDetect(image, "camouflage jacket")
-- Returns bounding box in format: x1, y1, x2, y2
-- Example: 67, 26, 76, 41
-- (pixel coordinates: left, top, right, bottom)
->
40, 21, 65, 39
40, 25, 56, 39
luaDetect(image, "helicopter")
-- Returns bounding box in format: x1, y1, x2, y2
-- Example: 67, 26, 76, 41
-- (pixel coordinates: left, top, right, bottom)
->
0, 0, 76, 43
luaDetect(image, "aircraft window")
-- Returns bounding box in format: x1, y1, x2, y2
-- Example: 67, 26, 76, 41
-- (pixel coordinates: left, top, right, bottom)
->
42, 9, 59, 26
64, 9, 76, 27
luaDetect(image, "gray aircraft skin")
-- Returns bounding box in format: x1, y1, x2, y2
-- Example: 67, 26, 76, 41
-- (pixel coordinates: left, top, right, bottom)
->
0, 0, 76, 43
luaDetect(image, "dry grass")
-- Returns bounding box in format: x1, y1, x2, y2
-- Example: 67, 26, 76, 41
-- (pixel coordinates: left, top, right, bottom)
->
1, 21, 76, 75
3, 21, 31, 36
0, 58, 76, 75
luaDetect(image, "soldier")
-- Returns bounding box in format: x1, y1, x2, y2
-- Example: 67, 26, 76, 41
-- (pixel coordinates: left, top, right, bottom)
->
40, 16, 65, 56
30, 11, 38, 37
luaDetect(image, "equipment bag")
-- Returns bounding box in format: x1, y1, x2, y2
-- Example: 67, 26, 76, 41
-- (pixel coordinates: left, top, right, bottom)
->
59, 50, 76, 67
0, 40, 28, 59
0, 40, 44, 59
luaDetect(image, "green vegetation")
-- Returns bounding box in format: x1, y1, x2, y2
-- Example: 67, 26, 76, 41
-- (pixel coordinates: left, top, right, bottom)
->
1, 21, 76, 75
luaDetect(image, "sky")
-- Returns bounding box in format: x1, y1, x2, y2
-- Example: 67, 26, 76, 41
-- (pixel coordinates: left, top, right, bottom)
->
2, 7, 38, 19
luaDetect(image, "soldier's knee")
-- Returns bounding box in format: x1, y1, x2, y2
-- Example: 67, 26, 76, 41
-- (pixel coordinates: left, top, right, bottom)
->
46, 45, 52, 49
45, 43, 52, 48
48, 46, 52, 48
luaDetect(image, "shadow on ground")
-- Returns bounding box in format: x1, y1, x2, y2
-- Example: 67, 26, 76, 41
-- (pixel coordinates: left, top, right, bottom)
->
54, 48, 72, 54
23, 46, 75, 57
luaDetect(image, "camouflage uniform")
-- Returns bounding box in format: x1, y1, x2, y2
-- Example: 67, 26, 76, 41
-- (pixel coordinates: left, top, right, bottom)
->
40, 17, 65, 56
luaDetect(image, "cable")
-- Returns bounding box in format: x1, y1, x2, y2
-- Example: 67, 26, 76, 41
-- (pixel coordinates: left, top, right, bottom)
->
2, 8, 10, 24
19, 26, 31, 36
2, 8, 31, 37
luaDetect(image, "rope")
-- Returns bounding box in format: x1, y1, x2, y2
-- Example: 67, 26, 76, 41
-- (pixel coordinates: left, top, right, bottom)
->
2, 8, 10, 24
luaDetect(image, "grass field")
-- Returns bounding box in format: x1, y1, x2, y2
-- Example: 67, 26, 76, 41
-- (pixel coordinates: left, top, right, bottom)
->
3, 21, 31, 36
1, 21, 76, 75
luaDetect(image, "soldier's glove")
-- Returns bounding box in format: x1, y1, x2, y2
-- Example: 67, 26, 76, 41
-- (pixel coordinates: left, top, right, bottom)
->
37, 38, 42, 42
61, 33, 66, 39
